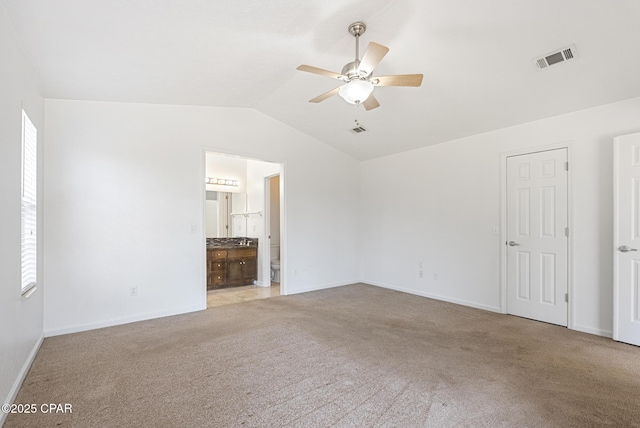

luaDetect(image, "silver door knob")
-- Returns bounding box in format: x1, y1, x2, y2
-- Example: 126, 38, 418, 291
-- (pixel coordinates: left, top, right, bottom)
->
508, 241, 520, 247
618, 245, 638, 252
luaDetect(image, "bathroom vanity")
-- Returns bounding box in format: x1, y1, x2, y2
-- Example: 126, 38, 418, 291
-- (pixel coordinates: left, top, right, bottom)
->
206, 238, 258, 290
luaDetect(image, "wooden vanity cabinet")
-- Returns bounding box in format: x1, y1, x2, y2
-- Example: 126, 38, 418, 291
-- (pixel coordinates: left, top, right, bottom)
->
227, 248, 258, 285
207, 247, 257, 290
209, 249, 227, 288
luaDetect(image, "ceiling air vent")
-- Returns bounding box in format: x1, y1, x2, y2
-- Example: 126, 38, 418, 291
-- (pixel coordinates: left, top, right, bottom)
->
351, 126, 367, 134
533, 44, 578, 70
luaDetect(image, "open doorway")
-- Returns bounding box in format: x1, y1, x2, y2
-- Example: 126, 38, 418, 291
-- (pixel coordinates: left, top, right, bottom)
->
204, 152, 283, 308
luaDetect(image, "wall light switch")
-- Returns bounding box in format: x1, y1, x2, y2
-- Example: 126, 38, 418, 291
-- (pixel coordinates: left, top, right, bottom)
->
492, 226, 499, 235
190, 225, 197, 234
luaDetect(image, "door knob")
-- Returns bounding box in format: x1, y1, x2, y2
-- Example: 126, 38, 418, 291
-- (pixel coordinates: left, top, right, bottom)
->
618, 245, 638, 253
508, 241, 520, 247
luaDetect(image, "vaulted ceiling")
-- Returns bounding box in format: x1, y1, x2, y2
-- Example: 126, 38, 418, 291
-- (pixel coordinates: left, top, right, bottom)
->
4, 0, 640, 160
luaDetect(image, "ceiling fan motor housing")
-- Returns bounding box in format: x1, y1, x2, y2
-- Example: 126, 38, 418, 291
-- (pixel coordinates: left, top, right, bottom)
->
341, 61, 370, 81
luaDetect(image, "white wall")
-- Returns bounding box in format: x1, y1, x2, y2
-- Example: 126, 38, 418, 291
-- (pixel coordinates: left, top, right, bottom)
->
43, 99, 361, 335
0, 3, 45, 423
205, 153, 247, 194
361, 96, 640, 337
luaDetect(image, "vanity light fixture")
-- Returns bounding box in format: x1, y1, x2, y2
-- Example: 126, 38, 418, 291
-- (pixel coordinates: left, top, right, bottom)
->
206, 177, 239, 187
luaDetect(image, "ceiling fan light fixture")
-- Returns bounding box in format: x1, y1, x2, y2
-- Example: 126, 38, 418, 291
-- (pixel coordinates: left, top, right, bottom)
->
297, 21, 422, 111
338, 80, 374, 105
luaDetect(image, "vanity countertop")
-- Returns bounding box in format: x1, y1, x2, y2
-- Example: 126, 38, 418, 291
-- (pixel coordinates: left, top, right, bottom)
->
206, 237, 258, 249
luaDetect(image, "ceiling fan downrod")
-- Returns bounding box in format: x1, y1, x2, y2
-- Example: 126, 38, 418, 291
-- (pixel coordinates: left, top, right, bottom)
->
349, 22, 366, 73
342, 22, 368, 82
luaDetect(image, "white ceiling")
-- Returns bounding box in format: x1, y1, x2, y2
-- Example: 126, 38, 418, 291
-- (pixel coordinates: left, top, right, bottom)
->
4, 0, 640, 160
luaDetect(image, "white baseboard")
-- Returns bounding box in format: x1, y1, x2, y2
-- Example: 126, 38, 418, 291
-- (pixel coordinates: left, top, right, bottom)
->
364, 280, 503, 313
254, 280, 269, 287
1, 334, 44, 427
286, 280, 358, 295
365, 281, 616, 339
44, 304, 205, 337
572, 323, 613, 338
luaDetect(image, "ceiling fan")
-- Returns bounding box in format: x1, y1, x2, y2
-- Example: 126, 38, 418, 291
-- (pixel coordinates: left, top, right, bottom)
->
296, 22, 423, 111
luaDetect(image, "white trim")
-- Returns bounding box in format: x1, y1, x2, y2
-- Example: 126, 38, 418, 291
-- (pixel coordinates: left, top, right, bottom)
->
21, 109, 38, 294
0, 335, 44, 427
44, 304, 203, 337
261, 172, 282, 289
263, 175, 272, 288
613, 136, 621, 341
200, 149, 207, 310
199, 144, 286, 167
279, 163, 287, 296
499, 141, 574, 328
365, 281, 502, 313
573, 323, 613, 338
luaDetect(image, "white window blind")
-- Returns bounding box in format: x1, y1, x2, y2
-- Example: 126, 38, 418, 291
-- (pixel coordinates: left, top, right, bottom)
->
21, 110, 37, 293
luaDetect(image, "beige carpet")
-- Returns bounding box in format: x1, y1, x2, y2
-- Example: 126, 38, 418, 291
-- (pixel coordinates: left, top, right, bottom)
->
5, 284, 640, 427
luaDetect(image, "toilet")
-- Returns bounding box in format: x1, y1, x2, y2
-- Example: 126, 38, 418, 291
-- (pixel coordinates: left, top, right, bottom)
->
270, 245, 280, 283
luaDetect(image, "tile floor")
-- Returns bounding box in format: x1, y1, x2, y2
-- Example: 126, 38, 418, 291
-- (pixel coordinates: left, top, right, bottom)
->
207, 283, 280, 308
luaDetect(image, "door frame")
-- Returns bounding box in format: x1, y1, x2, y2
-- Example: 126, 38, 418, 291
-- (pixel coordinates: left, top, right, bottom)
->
262, 169, 287, 296
613, 136, 622, 341
499, 141, 574, 329
200, 147, 287, 303
612, 133, 640, 342
263, 173, 281, 291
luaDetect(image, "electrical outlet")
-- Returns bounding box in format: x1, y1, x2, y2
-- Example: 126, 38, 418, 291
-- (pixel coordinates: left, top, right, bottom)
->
419, 261, 423, 269
418, 270, 424, 278
130, 286, 138, 296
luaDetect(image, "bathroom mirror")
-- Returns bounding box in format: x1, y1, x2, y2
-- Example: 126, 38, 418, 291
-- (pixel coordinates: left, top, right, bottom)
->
205, 192, 247, 238
231, 193, 247, 237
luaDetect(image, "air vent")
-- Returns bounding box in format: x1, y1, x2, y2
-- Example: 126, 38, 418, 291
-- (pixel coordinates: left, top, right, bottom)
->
533, 44, 578, 70
351, 126, 367, 134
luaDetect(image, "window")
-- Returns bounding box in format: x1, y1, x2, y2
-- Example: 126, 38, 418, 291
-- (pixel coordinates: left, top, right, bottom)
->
21, 110, 37, 294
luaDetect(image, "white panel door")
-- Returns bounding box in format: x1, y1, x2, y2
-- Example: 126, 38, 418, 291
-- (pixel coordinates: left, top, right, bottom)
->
614, 132, 640, 346
507, 149, 568, 326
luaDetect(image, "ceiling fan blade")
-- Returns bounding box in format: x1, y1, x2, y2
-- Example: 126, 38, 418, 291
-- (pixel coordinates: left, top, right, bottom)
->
374, 74, 424, 87
359, 42, 390, 74
309, 87, 340, 103
297, 65, 344, 80
362, 94, 380, 111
